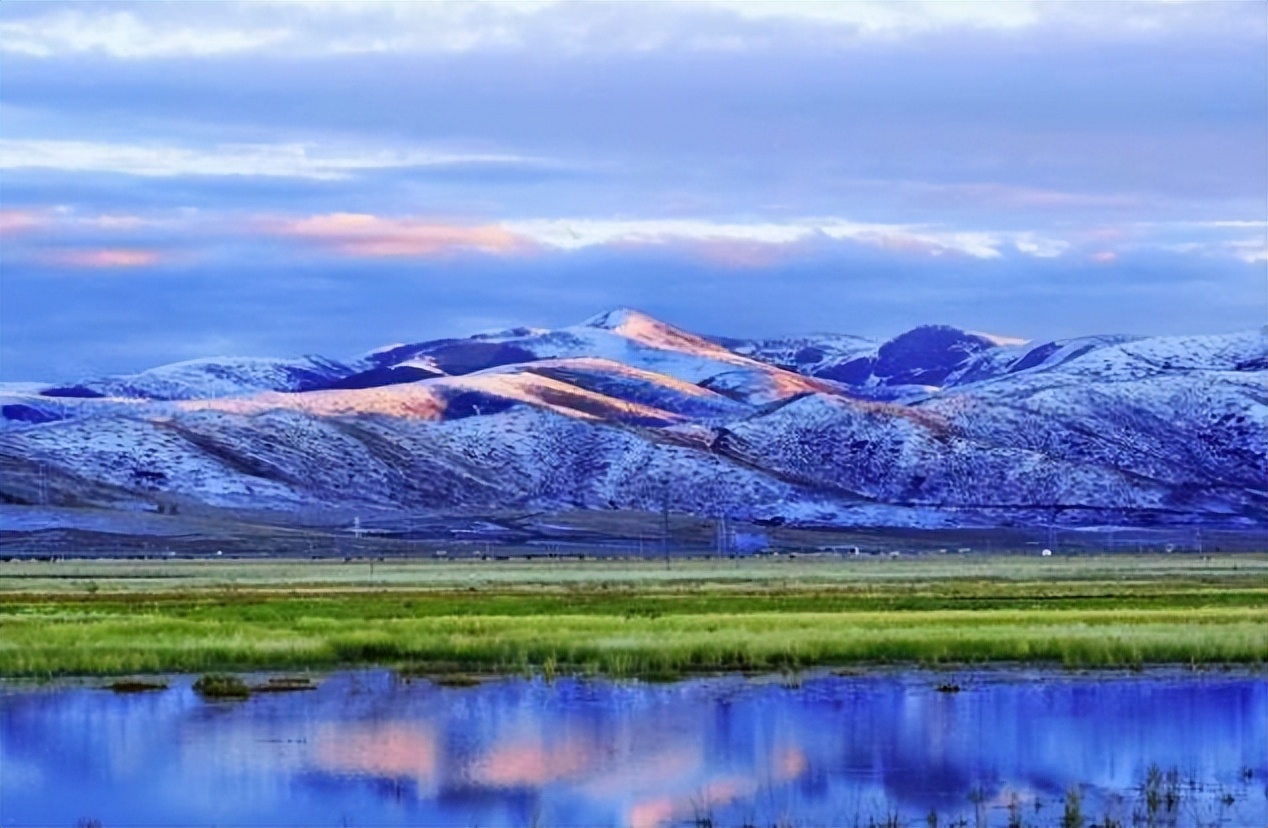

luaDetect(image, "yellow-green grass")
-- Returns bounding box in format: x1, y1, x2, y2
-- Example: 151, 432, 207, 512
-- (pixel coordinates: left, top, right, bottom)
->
1, 555, 1264, 677
1, 554, 1264, 593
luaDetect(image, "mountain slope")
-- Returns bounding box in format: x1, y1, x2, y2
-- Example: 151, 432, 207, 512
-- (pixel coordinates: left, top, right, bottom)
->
2, 312, 1263, 530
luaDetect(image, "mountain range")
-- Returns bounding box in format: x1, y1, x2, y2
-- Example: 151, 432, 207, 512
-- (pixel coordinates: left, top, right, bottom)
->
2, 309, 1264, 531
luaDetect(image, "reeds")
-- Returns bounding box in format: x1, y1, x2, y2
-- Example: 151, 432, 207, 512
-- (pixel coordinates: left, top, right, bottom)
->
2, 583, 1262, 676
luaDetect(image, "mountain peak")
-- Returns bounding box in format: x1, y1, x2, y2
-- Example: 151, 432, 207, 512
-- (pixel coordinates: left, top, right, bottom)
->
580, 308, 661, 331
578, 308, 757, 366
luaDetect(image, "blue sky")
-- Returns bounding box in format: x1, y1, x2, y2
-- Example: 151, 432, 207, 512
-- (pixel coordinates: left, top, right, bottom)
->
1, 1, 1265, 381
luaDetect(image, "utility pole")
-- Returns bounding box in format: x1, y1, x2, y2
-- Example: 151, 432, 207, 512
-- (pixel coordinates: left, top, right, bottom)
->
716, 514, 729, 558
661, 478, 671, 569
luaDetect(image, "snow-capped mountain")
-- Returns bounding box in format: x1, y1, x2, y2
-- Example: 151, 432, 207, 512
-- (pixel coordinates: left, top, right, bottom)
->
2, 311, 1264, 529
36, 355, 354, 401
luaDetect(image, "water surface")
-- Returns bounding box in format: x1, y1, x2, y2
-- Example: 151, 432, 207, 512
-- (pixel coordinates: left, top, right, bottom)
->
2, 670, 1264, 827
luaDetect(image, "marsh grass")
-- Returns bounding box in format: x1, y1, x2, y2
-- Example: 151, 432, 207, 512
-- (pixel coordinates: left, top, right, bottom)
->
1063, 786, 1084, 828
107, 678, 168, 693
191, 673, 249, 699
859, 767, 1249, 828
430, 674, 483, 688
250, 676, 316, 693
2, 556, 1264, 677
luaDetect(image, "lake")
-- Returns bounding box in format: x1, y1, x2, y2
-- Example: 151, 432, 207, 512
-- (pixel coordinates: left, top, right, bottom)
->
2, 669, 1264, 827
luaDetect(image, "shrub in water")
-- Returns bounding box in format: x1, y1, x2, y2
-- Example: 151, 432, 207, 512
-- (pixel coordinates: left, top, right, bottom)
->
192, 674, 249, 699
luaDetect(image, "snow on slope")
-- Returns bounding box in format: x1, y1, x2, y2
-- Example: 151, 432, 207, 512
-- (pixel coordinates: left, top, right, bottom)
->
1, 415, 306, 508
732, 324, 1006, 389
1, 386, 152, 428
365, 309, 835, 404
39, 355, 354, 401
519, 358, 748, 420
177, 365, 690, 427
921, 330, 1268, 512
728, 333, 878, 375
1047, 330, 1268, 381
0, 402, 901, 523
717, 393, 1172, 513
3, 314, 1263, 528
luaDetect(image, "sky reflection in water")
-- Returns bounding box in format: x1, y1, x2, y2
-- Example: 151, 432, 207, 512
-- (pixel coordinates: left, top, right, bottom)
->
1, 670, 1264, 827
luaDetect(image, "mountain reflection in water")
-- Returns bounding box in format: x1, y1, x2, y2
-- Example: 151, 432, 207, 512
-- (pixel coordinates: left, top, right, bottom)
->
1, 670, 1264, 827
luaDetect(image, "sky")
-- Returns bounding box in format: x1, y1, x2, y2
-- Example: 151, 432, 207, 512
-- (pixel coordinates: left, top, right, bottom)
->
1, 1, 1265, 382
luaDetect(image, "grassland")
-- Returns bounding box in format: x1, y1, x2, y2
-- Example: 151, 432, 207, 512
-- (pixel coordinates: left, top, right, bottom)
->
1, 554, 1264, 678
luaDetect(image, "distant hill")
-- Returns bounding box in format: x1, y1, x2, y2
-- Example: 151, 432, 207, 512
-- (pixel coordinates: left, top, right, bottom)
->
2, 310, 1264, 529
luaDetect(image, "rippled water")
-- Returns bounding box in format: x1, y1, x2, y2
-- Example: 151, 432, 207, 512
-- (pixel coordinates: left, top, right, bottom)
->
2, 670, 1264, 827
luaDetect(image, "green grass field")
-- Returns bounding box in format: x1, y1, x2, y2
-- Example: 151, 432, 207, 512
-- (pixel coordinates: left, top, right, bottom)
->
2, 555, 1264, 678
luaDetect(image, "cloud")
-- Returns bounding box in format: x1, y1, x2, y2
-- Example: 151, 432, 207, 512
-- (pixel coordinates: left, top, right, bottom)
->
0, 10, 290, 59
709, 1, 1040, 35
876, 180, 1144, 212
1013, 235, 1070, 258
503, 217, 1056, 260
13, 205, 1263, 271
264, 213, 1078, 262
49, 248, 161, 268
2, 3, 1254, 61
0, 208, 44, 235
257, 212, 1089, 263
268, 212, 532, 257
1224, 239, 1268, 264
0, 139, 545, 180
1125, 220, 1268, 263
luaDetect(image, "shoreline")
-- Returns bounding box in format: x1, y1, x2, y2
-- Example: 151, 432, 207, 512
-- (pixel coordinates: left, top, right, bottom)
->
4, 662, 1267, 692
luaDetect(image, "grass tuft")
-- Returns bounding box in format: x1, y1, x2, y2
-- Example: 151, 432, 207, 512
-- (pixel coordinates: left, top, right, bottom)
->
107, 678, 168, 693
192, 673, 249, 699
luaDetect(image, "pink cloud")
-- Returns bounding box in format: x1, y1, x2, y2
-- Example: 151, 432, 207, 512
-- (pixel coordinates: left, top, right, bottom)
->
0, 209, 44, 235
267, 212, 535, 258
1091, 250, 1118, 263
50, 248, 161, 268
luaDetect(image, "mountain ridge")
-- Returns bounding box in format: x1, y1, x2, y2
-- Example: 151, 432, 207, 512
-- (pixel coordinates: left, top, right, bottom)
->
2, 309, 1264, 531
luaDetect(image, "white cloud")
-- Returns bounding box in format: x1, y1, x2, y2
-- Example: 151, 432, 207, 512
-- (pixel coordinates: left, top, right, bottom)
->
0, 139, 543, 180
708, 1, 1040, 35
0, 10, 290, 58
1012, 234, 1070, 258
1224, 239, 1268, 264
0, 1, 1244, 60
501, 217, 1064, 260
0, 4, 553, 59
